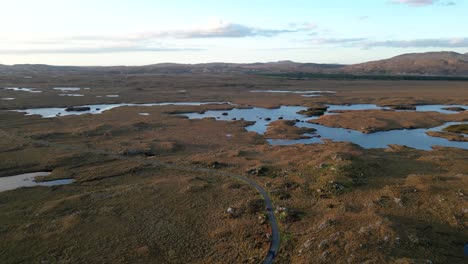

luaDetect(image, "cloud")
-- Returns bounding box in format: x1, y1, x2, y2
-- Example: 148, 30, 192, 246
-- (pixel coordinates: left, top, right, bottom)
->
72, 21, 299, 41
389, 0, 456, 6
0, 45, 204, 54
309, 37, 468, 48
364, 38, 468, 48
311, 38, 368, 45
0, 21, 302, 54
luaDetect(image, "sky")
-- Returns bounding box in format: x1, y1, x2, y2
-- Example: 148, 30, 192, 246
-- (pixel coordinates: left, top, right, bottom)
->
1, 0, 467, 66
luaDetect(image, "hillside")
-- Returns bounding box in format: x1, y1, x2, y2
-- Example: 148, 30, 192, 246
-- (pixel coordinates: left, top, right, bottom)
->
2, 52, 468, 77
342, 52, 468, 76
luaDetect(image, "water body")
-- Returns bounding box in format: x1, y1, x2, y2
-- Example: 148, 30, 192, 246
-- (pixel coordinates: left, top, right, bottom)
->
269, 121, 468, 150
4, 87, 42, 93
415, 105, 466, 114
59, 94, 84, 97
0, 172, 75, 192
182, 104, 468, 150
13, 102, 232, 118
54, 87, 81, 92
326, 104, 466, 114
250, 90, 336, 98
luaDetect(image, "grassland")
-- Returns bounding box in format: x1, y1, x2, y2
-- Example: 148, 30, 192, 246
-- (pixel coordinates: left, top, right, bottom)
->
0, 72, 467, 263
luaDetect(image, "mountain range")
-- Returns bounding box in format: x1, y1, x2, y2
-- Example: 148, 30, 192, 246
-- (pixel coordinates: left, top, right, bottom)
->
1, 51, 468, 77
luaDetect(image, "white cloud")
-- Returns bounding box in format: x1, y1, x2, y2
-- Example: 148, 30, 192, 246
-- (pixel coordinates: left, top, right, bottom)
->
0, 21, 302, 54
389, 0, 456, 6
309, 37, 468, 48
364, 38, 468, 48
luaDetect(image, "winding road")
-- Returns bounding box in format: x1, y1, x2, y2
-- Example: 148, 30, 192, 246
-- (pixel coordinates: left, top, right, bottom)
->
0, 129, 281, 263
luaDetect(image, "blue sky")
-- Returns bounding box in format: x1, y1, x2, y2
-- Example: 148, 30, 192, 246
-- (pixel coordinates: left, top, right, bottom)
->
1, 0, 467, 65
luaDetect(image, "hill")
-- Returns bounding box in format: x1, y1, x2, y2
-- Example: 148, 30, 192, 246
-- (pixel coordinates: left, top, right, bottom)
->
342, 52, 468, 76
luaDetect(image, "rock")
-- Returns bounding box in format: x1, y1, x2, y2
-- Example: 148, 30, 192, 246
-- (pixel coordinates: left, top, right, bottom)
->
258, 215, 267, 225
394, 197, 403, 206
226, 207, 236, 218
407, 233, 420, 244
246, 166, 269, 176
65, 106, 91, 112
278, 117, 283, 120
318, 239, 329, 249
222, 112, 228, 116
275, 206, 288, 213
317, 219, 336, 231
321, 251, 330, 259
265, 117, 272, 121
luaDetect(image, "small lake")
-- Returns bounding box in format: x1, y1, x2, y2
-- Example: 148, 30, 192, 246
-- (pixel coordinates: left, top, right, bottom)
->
182, 104, 468, 150
59, 94, 84, 97
4, 87, 42, 93
53, 87, 81, 92
12, 102, 232, 118
0, 172, 75, 192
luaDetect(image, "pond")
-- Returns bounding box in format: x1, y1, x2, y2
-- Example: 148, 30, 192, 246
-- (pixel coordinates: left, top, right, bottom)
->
12, 102, 232, 118
0, 172, 75, 192
4, 87, 42, 93
53, 87, 81, 92
182, 104, 468, 150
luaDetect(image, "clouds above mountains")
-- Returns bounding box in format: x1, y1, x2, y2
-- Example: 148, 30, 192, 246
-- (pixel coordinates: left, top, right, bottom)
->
310, 37, 468, 48
365, 38, 468, 48
0, 21, 310, 54
390, 0, 456, 6
73, 21, 308, 41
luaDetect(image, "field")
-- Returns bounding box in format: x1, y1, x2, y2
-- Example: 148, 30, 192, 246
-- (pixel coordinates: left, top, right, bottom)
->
0, 72, 467, 263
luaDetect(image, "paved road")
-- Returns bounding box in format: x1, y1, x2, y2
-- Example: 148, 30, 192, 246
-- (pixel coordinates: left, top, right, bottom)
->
194, 168, 280, 264
1, 130, 281, 263
235, 173, 280, 264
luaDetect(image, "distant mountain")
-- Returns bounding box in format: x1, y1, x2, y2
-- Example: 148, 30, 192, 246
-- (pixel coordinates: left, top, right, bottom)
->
342, 52, 468, 76
1, 51, 468, 77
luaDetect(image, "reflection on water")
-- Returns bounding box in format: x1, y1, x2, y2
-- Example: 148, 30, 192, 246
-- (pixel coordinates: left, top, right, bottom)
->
250, 90, 336, 97
54, 87, 81, 92
0, 172, 75, 192
4, 87, 42, 93
182, 104, 468, 150
13, 102, 232, 118
58, 94, 84, 97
